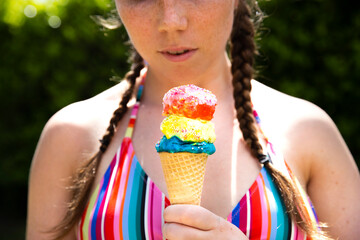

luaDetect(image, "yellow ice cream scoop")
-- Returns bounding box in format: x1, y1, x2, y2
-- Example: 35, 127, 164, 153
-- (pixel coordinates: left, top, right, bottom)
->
160, 115, 216, 143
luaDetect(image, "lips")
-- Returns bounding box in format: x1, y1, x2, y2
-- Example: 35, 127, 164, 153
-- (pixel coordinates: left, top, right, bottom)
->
166, 49, 190, 55
159, 47, 198, 62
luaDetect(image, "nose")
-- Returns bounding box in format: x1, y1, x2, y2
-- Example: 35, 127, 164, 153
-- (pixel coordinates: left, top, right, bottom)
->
158, 0, 187, 33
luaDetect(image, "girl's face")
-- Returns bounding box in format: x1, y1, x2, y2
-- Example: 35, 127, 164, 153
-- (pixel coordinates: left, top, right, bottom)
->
116, 0, 237, 78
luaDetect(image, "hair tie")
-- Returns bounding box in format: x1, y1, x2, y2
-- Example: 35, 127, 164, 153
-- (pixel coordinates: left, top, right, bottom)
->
259, 154, 271, 164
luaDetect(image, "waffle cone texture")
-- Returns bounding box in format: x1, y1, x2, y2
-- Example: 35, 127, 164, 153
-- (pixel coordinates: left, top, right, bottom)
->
159, 152, 208, 205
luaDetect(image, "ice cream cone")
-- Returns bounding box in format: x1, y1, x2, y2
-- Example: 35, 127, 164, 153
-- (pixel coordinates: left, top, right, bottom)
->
159, 152, 208, 205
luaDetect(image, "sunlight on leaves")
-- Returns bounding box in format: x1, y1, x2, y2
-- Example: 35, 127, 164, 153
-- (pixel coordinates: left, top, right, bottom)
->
1, 0, 112, 27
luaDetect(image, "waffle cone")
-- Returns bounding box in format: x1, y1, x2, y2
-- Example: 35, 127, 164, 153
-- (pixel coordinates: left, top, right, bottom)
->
159, 152, 208, 205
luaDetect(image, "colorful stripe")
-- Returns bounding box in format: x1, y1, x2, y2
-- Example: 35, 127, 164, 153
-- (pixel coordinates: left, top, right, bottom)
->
78, 72, 319, 239
78, 136, 316, 240
227, 167, 293, 240
78, 137, 168, 240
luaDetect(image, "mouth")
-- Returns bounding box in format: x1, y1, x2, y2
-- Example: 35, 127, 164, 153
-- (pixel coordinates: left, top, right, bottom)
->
165, 49, 191, 55
159, 48, 198, 62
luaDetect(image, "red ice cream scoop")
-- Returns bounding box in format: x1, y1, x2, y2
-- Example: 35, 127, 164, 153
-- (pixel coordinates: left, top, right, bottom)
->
162, 84, 217, 121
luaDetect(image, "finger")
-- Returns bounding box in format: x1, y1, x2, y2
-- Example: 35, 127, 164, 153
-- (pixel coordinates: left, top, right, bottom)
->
163, 218, 247, 240
162, 222, 206, 240
163, 204, 221, 231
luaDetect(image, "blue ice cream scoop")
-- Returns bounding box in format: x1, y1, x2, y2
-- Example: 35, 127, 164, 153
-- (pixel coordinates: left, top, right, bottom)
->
155, 136, 215, 155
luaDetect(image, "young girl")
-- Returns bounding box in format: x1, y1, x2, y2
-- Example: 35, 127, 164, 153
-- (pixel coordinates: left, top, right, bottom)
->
27, 0, 360, 239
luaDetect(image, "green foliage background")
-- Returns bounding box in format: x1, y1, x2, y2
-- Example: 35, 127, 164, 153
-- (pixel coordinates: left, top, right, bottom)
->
0, 0, 358, 238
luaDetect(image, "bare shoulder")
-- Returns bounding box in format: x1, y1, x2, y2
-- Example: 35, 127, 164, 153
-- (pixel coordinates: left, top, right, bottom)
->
251, 79, 333, 131
251, 80, 355, 177
251, 80, 360, 238
38, 81, 128, 165
27, 81, 128, 239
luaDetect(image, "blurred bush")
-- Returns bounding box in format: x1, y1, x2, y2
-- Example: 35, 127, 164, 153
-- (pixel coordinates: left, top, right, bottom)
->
257, 0, 359, 162
0, 0, 358, 238
0, 0, 128, 237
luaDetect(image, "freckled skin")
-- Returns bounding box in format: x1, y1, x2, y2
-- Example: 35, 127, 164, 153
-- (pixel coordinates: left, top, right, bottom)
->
115, 0, 235, 84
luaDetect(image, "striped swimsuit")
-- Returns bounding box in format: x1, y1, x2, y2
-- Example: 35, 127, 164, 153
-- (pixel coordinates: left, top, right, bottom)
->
78, 77, 318, 240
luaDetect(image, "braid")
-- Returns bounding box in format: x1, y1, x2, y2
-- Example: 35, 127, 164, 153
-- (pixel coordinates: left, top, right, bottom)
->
51, 49, 144, 239
231, 1, 329, 238
230, 0, 262, 159
99, 50, 144, 153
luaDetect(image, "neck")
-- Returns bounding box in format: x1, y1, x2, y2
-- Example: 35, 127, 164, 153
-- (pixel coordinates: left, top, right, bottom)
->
142, 52, 233, 106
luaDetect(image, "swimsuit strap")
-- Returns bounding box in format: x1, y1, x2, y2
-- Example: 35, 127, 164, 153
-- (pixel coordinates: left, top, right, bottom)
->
252, 104, 269, 143
124, 73, 146, 138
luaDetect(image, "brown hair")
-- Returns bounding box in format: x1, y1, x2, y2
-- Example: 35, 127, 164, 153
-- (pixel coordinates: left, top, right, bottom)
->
230, 0, 328, 238
52, 0, 329, 238
51, 50, 144, 239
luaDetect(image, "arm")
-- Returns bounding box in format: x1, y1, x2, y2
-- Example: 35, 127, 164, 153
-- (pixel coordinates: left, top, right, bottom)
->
281, 102, 360, 239
27, 112, 91, 239
163, 205, 248, 240
305, 113, 360, 239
